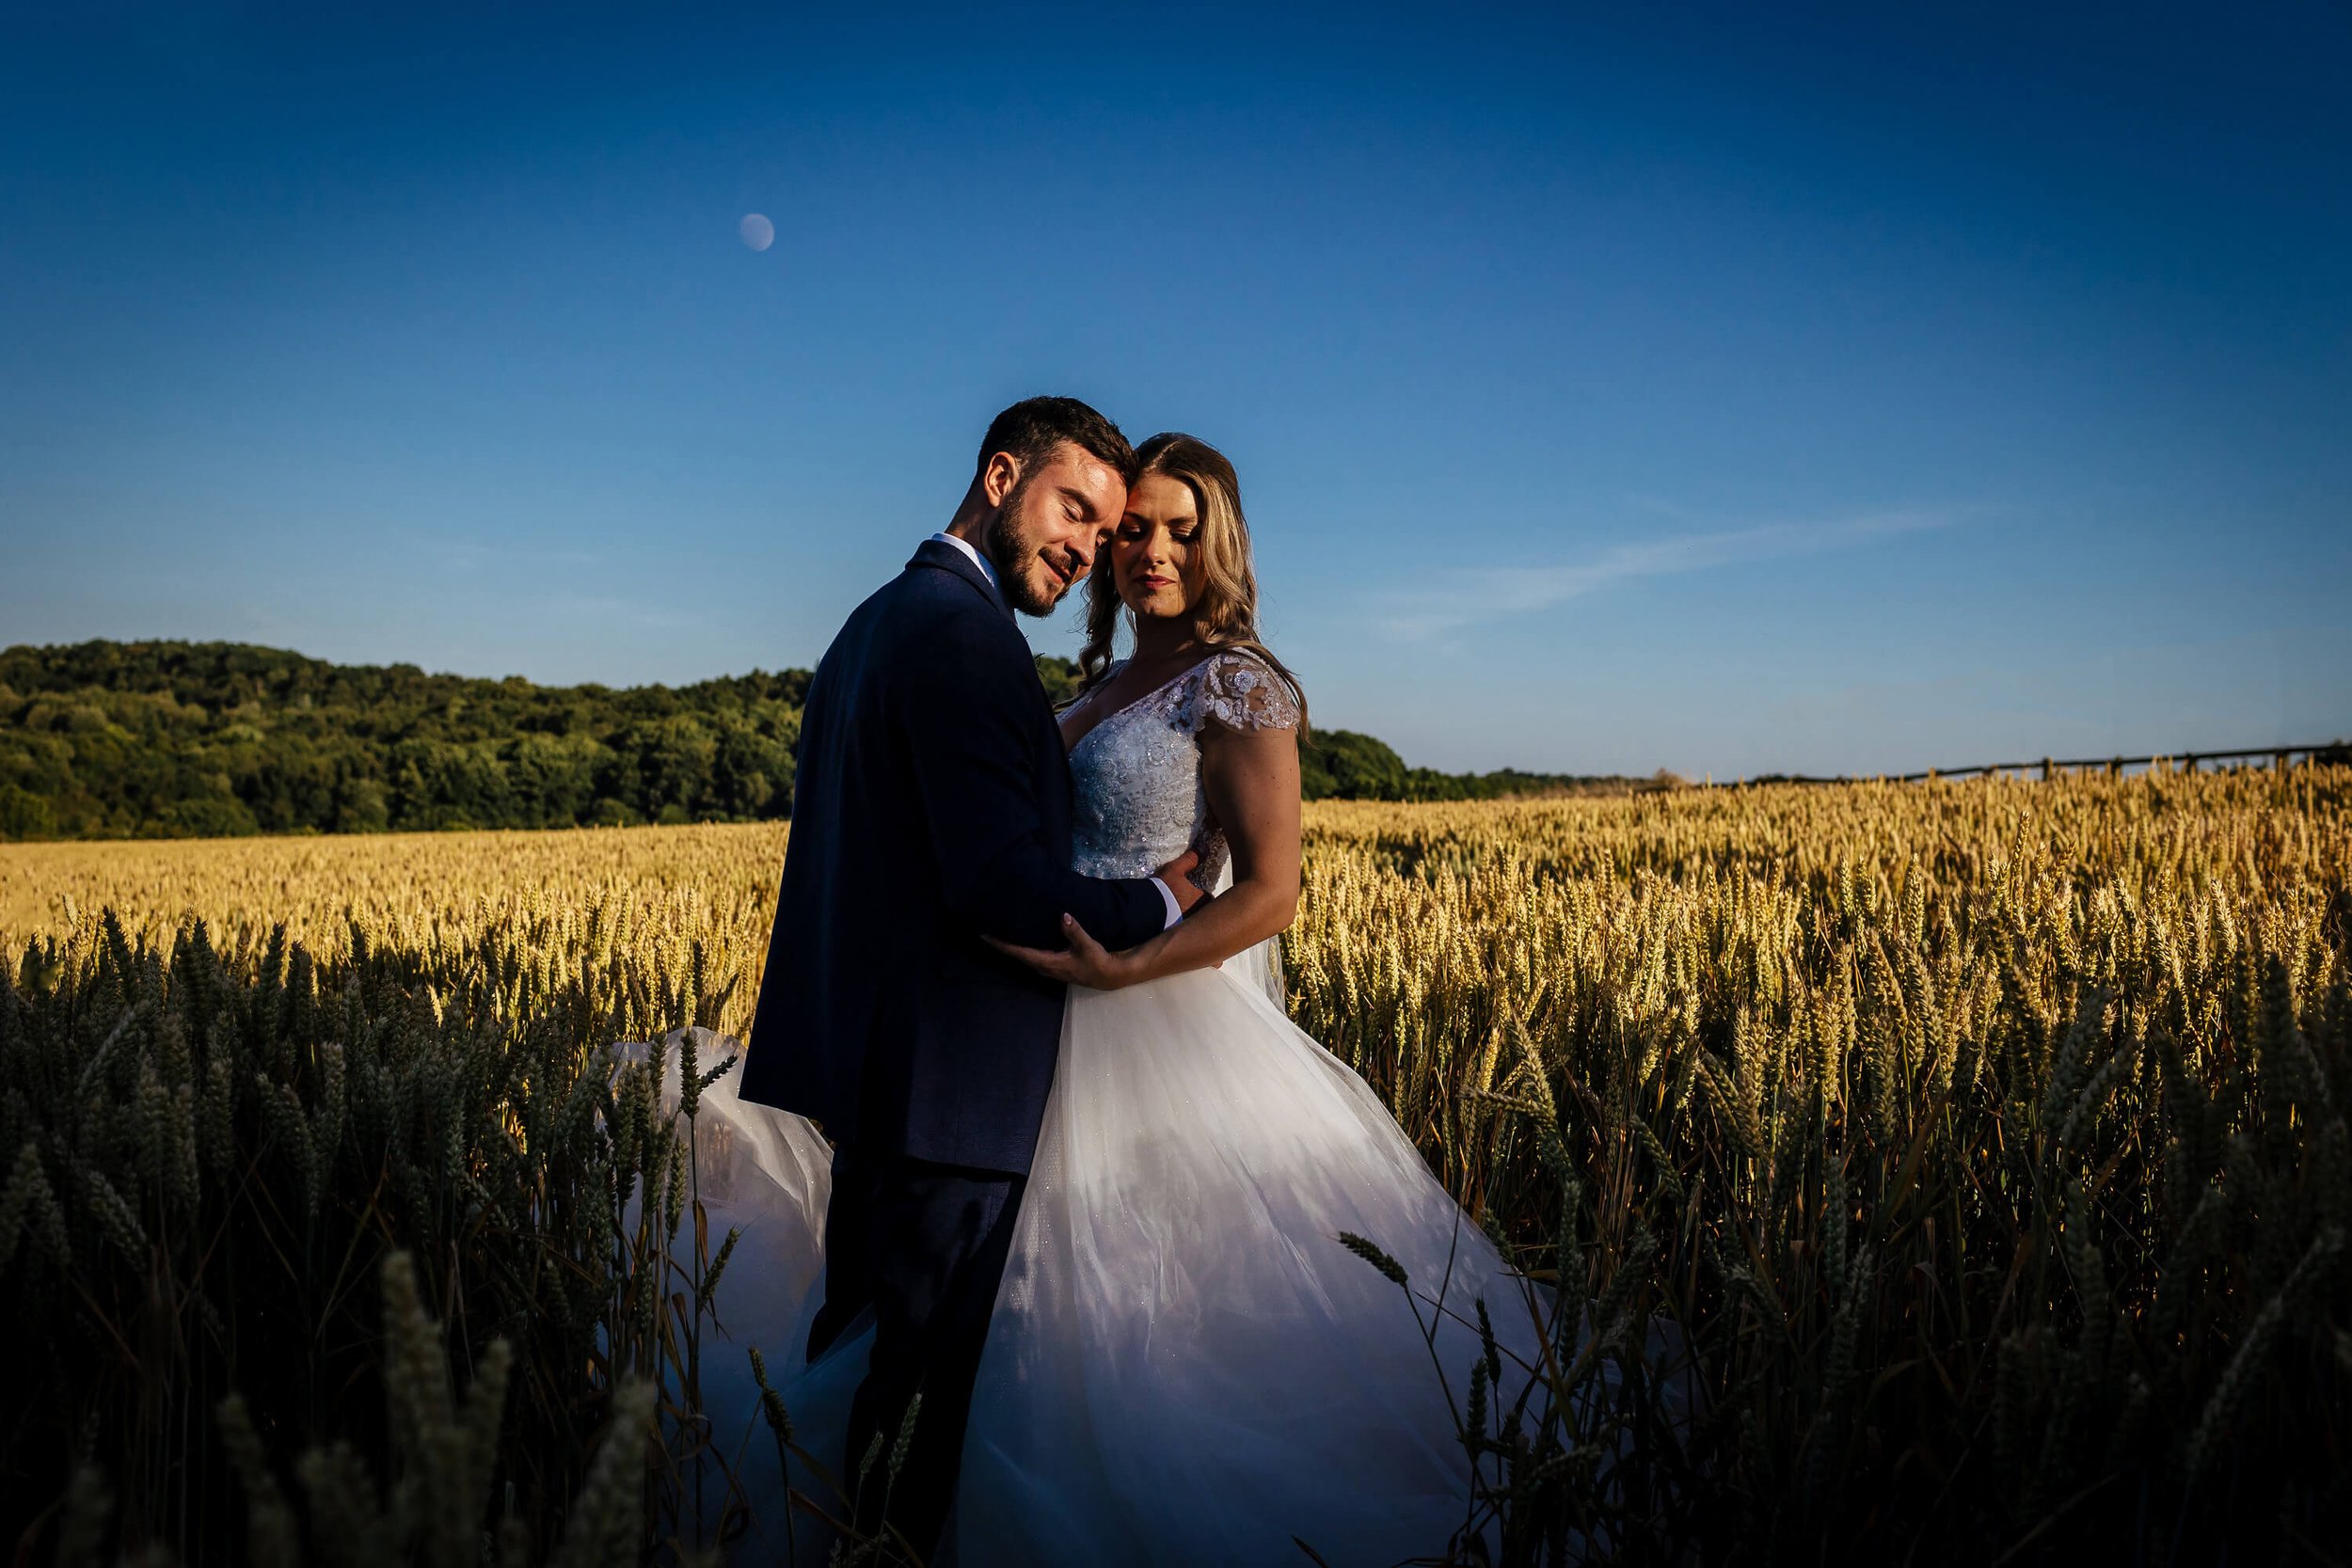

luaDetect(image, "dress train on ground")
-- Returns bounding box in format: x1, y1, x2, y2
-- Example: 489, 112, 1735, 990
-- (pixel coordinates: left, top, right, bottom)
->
647, 928, 1556, 1566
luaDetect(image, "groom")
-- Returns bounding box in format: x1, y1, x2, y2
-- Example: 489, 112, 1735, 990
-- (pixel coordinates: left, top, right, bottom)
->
739, 396, 1201, 1552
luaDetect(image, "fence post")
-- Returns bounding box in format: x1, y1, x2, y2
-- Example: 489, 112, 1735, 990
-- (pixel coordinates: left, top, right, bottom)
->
2040, 756, 2052, 782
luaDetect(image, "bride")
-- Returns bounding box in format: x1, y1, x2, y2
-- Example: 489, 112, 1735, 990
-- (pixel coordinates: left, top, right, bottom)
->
677, 434, 1552, 1565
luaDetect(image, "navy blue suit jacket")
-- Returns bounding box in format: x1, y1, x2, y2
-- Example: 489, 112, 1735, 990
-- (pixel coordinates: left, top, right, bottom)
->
738, 539, 1168, 1174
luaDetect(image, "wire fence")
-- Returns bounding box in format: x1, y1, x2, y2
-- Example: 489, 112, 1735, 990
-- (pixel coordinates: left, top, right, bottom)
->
1702, 742, 2351, 789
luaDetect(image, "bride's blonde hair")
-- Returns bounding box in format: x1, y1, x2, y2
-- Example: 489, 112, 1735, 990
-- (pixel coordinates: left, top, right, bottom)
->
1073, 432, 1309, 736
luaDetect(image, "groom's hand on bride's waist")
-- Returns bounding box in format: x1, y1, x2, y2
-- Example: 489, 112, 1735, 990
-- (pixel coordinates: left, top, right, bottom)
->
1153, 849, 1208, 919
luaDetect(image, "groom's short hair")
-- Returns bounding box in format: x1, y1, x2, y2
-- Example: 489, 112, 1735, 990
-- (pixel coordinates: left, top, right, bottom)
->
977, 396, 1138, 487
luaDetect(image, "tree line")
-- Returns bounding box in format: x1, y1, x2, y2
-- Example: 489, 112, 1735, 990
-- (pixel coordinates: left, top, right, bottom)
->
0, 641, 1630, 841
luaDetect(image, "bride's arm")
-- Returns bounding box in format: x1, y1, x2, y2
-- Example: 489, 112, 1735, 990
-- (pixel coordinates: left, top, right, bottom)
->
990, 721, 1301, 990
1107, 721, 1301, 984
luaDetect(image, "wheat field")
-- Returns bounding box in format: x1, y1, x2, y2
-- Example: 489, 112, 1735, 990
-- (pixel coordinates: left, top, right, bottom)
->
4, 768, 2349, 1563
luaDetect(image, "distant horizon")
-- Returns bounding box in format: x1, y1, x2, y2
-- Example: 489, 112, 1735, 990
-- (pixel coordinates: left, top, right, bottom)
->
6, 3, 2347, 778
8, 632, 2343, 785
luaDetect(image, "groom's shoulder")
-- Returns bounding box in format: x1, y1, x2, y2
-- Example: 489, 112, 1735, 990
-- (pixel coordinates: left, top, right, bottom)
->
860, 561, 1022, 662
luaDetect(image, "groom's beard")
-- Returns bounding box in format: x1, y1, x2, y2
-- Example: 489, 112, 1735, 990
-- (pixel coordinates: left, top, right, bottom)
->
983, 482, 1069, 617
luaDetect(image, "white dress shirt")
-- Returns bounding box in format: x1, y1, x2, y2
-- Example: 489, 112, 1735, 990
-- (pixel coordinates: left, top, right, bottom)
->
926, 531, 1183, 931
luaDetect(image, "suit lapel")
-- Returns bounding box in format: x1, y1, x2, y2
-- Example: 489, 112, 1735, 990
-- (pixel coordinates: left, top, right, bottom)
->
908, 537, 1011, 618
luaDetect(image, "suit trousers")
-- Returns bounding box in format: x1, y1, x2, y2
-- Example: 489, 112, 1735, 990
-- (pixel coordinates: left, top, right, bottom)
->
808, 1143, 1025, 1557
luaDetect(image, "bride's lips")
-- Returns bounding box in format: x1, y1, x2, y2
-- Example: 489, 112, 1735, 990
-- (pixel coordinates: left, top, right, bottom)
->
1136, 574, 1176, 590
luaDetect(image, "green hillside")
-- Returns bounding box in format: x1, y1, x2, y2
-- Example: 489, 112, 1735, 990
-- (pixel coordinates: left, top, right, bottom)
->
0, 641, 1630, 841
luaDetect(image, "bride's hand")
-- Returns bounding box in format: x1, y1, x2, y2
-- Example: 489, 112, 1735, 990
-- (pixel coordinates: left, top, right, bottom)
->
985, 913, 1137, 990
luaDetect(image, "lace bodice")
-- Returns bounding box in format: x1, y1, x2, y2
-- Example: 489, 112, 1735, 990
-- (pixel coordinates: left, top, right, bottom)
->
1065, 650, 1301, 887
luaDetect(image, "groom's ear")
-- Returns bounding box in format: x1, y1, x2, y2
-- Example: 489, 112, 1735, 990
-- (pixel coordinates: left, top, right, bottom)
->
979, 450, 1023, 508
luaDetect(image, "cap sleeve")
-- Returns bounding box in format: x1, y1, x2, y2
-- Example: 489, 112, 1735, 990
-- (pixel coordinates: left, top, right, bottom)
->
1184, 650, 1300, 736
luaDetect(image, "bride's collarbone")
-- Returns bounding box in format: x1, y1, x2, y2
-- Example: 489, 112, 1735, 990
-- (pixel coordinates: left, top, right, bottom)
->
1064, 653, 1210, 752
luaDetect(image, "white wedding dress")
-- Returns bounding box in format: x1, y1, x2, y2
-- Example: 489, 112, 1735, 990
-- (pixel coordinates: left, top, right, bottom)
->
660, 651, 1553, 1565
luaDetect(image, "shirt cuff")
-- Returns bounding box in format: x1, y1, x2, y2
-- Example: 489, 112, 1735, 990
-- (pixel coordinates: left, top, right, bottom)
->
1150, 877, 1184, 928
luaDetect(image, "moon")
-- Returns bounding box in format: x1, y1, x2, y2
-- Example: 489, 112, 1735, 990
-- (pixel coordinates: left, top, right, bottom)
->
739, 213, 775, 252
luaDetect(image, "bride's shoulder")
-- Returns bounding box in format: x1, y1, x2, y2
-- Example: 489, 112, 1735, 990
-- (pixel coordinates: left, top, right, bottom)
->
1062, 658, 1126, 714
1184, 647, 1302, 736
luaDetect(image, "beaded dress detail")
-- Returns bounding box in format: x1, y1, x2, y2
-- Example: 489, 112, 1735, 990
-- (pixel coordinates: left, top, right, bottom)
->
1065, 650, 1301, 890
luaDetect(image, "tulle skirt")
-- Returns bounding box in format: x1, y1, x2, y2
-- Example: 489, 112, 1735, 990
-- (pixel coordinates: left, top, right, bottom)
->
665, 939, 1549, 1565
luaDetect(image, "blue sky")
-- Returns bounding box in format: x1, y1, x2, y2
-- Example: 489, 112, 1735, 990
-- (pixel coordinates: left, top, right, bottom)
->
4, 1, 2346, 776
